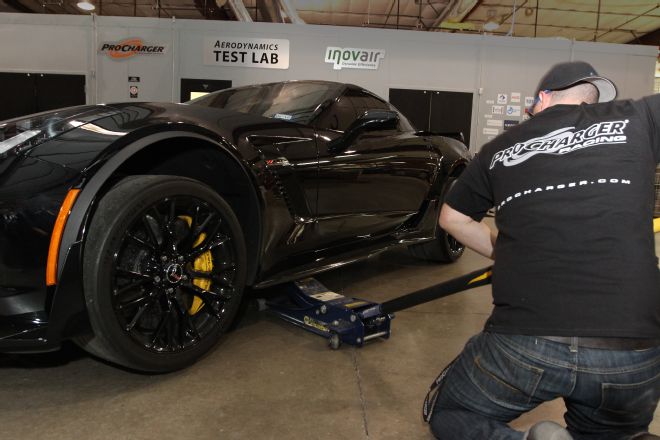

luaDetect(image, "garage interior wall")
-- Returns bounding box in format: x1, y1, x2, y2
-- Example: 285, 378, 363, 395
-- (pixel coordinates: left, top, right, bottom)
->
0, 12, 656, 151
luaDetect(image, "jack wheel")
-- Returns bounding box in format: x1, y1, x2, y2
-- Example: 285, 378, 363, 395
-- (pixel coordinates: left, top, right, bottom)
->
329, 333, 341, 350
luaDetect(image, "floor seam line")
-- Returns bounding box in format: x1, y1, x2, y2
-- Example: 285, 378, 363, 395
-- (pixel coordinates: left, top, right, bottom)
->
351, 348, 370, 438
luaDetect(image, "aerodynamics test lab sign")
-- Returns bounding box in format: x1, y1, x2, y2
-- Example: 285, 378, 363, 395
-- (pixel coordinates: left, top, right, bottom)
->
204, 37, 289, 69
325, 47, 385, 70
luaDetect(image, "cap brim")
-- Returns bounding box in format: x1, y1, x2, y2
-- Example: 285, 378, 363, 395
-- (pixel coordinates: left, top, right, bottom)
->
586, 77, 617, 102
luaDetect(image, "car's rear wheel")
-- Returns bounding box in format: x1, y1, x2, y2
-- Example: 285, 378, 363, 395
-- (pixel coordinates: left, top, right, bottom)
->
408, 178, 465, 263
77, 175, 246, 372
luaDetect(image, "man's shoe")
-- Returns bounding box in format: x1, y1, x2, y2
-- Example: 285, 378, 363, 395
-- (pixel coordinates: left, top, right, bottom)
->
629, 434, 660, 440
524, 421, 573, 440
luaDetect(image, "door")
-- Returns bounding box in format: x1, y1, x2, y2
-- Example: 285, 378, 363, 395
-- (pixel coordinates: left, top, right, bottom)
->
180, 78, 232, 103
389, 88, 473, 146
0, 72, 86, 121
313, 87, 434, 246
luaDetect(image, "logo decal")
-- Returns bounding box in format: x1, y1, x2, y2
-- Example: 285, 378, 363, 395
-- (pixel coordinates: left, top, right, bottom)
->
324, 47, 385, 70
166, 264, 184, 283
490, 120, 629, 169
99, 38, 167, 59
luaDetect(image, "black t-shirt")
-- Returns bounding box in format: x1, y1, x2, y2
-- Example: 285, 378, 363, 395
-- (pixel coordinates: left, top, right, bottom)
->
446, 95, 660, 338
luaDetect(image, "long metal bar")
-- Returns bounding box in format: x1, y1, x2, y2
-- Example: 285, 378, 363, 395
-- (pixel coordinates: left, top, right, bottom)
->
594, 5, 658, 40
534, 0, 539, 37
594, 0, 601, 41
226, 0, 252, 21
279, 0, 304, 24
360, 266, 493, 319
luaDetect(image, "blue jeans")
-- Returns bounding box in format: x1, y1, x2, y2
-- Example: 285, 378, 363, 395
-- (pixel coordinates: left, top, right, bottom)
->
430, 332, 660, 440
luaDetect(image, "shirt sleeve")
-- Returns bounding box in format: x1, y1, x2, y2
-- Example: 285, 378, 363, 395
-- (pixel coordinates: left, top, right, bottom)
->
639, 94, 660, 163
444, 152, 494, 222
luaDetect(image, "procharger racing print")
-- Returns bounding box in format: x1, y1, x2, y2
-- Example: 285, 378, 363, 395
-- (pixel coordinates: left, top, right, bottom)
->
489, 119, 630, 212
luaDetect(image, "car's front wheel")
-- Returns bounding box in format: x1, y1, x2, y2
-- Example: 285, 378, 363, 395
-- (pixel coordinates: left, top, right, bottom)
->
77, 175, 246, 372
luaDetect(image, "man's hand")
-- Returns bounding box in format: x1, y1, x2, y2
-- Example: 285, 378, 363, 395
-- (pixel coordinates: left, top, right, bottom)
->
439, 203, 497, 260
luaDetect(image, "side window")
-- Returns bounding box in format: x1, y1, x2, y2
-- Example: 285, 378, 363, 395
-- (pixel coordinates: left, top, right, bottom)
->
314, 95, 357, 132
345, 89, 389, 119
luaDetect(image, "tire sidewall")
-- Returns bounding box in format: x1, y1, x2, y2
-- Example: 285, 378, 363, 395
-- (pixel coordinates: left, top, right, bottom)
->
83, 175, 247, 372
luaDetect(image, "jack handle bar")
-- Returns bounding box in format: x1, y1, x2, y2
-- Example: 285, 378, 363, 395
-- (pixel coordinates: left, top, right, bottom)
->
359, 266, 493, 319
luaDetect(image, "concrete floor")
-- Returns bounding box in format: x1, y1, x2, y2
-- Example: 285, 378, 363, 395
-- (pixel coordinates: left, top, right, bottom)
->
0, 233, 658, 439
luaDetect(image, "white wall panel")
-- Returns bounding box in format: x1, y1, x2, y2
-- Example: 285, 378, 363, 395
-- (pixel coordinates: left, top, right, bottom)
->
0, 13, 656, 150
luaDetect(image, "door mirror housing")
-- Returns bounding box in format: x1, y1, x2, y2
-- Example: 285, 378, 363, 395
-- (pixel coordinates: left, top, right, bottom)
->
329, 110, 399, 152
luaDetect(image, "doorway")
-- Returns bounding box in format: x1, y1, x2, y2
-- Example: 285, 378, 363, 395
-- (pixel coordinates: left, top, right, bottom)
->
180, 78, 232, 103
0, 72, 86, 120
389, 88, 473, 146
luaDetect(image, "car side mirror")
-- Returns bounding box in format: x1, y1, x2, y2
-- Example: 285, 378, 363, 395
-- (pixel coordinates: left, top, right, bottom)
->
329, 110, 399, 153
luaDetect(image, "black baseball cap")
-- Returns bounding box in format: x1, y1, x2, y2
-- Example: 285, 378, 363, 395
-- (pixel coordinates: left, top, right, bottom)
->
534, 61, 617, 102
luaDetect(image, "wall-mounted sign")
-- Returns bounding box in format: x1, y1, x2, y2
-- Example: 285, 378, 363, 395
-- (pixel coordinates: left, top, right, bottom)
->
324, 47, 385, 70
503, 119, 519, 130
506, 105, 521, 117
204, 37, 290, 69
99, 38, 168, 59
496, 93, 508, 104
129, 85, 138, 98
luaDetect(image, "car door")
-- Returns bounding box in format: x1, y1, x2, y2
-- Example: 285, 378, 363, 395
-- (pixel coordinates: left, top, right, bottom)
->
313, 87, 436, 247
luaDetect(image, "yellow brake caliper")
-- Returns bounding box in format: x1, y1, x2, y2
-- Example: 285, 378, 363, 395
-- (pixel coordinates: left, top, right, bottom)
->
179, 216, 214, 315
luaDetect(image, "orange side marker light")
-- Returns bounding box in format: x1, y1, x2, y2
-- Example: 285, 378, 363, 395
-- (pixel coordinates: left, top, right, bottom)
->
46, 189, 81, 286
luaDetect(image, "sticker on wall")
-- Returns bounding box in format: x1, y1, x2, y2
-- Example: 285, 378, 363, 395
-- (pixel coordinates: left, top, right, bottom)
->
506, 105, 521, 117
524, 96, 534, 107
497, 94, 508, 104
204, 37, 290, 69
503, 120, 519, 130
324, 47, 385, 70
492, 105, 504, 115
128, 76, 140, 82
485, 99, 495, 105
483, 127, 499, 136
484, 114, 493, 119
99, 38, 168, 60
487, 119, 503, 127
129, 85, 139, 99
511, 92, 521, 103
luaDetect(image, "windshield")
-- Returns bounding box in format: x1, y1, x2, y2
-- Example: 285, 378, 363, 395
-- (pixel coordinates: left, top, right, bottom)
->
188, 82, 338, 125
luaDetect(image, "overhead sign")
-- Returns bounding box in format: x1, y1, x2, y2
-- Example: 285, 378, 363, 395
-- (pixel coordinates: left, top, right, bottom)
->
325, 47, 385, 70
204, 37, 290, 69
99, 38, 168, 59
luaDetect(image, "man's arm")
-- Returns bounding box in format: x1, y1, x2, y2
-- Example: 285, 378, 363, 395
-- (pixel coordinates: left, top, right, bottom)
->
439, 203, 497, 260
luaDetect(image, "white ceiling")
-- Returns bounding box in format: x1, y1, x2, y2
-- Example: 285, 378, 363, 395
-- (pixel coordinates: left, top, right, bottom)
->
1, 0, 658, 45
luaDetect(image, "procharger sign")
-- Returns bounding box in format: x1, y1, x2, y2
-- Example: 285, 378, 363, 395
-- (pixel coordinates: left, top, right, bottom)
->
99, 38, 168, 59
324, 47, 385, 70
204, 37, 289, 69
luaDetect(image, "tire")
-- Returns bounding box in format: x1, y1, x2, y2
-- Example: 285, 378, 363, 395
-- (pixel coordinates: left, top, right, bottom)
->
408, 178, 465, 263
77, 175, 247, 372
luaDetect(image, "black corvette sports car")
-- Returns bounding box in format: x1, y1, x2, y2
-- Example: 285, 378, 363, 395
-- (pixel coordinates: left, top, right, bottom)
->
0, 80, 470, 372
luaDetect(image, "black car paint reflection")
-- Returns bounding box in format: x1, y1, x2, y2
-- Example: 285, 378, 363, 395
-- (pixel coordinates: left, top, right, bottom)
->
0, 80, 470, 371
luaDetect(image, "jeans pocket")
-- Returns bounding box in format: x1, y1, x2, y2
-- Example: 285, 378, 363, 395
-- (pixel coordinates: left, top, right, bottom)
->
599, 371, 660, 421
470, 346, 544, 410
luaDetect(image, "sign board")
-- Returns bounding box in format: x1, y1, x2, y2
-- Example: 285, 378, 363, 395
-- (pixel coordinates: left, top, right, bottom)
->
324, 47, 385, 70
204, 37, 290, 69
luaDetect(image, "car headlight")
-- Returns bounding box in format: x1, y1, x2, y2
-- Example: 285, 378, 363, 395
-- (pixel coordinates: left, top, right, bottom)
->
0, 106, 120, 158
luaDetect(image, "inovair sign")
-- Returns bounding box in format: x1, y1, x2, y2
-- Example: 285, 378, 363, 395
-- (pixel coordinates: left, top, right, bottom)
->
325, 47, 385, 70
99, 38, 168, 59
204, 37, 289, 69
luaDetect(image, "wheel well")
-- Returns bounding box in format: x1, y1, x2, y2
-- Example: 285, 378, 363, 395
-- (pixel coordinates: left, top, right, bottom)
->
101, 137, 261, 285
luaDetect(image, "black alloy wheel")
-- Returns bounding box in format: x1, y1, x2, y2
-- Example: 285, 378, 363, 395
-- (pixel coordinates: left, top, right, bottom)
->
78, 175, 247, 372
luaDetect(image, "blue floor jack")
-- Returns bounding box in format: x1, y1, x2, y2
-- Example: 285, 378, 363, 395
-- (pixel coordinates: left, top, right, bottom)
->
263, 266, 493, 349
